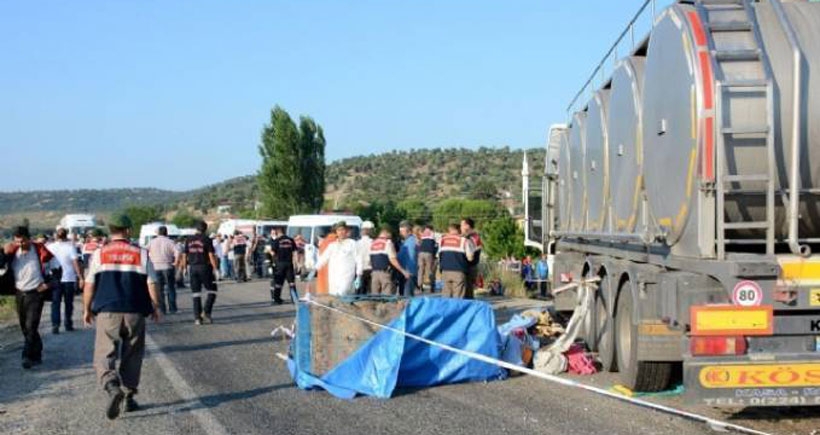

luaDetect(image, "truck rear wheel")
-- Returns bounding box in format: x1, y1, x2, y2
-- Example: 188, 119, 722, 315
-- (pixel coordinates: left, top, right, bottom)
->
580, 273, 598, 352
615, 286, 672, 392
595, 273, 615, 372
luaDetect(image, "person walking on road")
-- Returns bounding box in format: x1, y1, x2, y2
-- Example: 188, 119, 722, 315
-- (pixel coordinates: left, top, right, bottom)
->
180, 221, 220, 325
417, 224, 438, 293
460, 218, 483, 299
369, 227, 409, 295
397, 221, 418, 297
439, 223, 476, 298
356, 221, 374, 295
221, 235, 233, 280
146, 226, 178, 314
81, 230, 103, 267
47, 227, 84, 333
1, 225, 54, 369
266, 227, 297, 305
82, 213, 161, 420
174, 238, 187, 289
212, 234, 224, 280
313, 221, 362, 296
232, 231, 248, 283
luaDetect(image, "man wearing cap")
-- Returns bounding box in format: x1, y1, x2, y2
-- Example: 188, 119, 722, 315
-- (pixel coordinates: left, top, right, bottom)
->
369, 227, 409, 295
83, 213, 160, 419
356, 221, 375, 295
314, 221, 362, 296
439, 223, 476, 298
180, 221, 220, 325
1, 225, 54, 369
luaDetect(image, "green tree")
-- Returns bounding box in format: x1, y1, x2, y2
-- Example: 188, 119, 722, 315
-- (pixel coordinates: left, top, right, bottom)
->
352, 200, 407, 231
258, 106, 326, 218
171, 210, 199, 228
397, 199, 431, 225
461, 199, 504, 229
298, 116, 326, 212
120, 205, 161, 233
432, 198, 465, 231
470, 179, 498, 201
482, 215, 526, 260
432, 199, 503, 231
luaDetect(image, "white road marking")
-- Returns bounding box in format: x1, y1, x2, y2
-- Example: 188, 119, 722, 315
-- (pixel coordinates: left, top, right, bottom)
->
145, 334, 230, 435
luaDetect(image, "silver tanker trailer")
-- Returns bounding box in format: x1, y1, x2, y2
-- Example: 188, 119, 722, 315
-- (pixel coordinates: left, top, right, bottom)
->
524, 0, 820, 406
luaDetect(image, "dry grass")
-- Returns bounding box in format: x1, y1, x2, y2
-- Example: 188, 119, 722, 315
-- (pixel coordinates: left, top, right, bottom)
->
484, 269, 529, 299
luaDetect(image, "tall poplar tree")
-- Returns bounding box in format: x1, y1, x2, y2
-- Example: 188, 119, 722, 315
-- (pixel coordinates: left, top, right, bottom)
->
258, 106, 326, 218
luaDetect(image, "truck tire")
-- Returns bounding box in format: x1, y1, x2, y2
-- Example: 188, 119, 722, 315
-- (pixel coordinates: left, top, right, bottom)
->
596, 273, 616, 372
581, 282, 598, 352
615, 286, 672, 392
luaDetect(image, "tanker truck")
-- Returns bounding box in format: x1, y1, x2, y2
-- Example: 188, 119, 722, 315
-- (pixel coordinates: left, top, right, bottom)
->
523, 0, 820, 406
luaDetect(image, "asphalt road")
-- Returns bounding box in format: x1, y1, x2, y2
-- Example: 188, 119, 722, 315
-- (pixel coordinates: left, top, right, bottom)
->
0, 279, 816, 435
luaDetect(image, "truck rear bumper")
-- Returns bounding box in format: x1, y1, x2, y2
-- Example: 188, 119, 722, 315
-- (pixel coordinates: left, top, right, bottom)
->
684, 354, 820, 407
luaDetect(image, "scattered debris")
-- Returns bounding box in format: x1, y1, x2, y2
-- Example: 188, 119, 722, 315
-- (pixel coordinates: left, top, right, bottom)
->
565, 344, 596, 375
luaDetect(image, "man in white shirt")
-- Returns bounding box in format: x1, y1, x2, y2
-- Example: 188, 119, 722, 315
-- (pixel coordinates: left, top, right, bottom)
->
147, 226, 178, 314
47, 228, 84, 334
314, 221, 363, 296
356, 221, 374, 295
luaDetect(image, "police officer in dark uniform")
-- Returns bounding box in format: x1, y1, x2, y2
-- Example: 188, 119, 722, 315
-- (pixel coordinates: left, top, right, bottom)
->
179, 221, 219, 325
266, 226, 296, 305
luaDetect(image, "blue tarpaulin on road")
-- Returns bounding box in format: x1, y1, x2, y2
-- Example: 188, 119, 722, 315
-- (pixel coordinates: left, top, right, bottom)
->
288, 297, 506, 399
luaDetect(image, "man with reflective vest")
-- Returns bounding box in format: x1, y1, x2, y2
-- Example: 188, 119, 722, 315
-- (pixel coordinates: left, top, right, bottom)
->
82, 213, 160, 420
417, 224, 438, 293
82, 229, 103, 267
266, 227, 296, 305
369, 227, 409, 295
439, 223, 476, 298
460, 218, 483, 299
179, 221, 220, 325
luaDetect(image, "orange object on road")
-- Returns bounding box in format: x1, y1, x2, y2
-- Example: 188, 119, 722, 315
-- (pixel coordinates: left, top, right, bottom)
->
315, 234, 337, 295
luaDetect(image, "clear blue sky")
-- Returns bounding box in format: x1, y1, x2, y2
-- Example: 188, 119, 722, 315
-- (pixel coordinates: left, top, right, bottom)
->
0, 0, 664, 191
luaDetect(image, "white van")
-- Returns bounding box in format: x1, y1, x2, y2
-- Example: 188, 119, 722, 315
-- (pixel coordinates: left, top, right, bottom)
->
138, 222, 181, 248
58, 214, 97, 238
287, 215, 362, 270
256, 220, 289, 237
216, 219, 257, 237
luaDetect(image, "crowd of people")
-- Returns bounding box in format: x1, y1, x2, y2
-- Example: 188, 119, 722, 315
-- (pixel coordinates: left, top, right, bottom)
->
0, 215, 491, 420
497, 253, 551, 298
303, 218, 484, 299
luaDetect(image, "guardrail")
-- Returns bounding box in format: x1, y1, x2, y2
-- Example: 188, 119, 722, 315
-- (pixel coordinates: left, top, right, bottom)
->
565, 0, 676, 117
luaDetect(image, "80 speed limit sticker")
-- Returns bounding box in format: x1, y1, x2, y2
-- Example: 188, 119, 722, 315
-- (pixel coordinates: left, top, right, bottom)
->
732, 280, 763, 307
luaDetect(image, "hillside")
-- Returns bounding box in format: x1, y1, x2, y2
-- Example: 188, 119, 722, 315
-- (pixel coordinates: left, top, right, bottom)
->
0, 147, 545, 228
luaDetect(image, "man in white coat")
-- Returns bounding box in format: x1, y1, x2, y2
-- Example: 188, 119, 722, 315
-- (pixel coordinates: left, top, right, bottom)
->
314, 221, 362, 296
